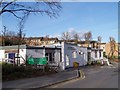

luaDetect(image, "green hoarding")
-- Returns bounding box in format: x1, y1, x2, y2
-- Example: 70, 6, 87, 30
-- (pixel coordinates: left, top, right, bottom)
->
28, 57, 47, 65
28, 57, 34, 64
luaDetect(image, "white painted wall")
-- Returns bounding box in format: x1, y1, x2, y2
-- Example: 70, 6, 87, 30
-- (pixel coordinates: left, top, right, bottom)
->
61, 42, 88, 70
54, 49, 61, 65
91, 50, 103, 61
61, 42, 65, 70
26, 49, 44, 59
19, 49, 26, 64
0, 50, 5, 62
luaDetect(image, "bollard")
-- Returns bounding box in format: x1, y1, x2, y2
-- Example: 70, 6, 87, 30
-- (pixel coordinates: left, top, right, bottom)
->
77, 68, 80, 77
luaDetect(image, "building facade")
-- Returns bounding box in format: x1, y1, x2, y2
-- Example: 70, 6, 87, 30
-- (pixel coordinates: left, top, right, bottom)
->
25, 37, 58, 46
0, 41, 104, 70
104, 42, 118, 58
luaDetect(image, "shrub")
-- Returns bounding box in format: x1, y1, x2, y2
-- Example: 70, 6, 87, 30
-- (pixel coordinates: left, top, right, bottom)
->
2, 63, 57, 81
2, 63, 14, 75
118, 56, 120, 59
44, 65, 50, 72
103, 52, 107, 58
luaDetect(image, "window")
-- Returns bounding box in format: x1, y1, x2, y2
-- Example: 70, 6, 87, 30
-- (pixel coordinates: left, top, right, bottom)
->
66, 55, 69, 66
99, 51, 101, 57
79, 51, 84, 55
45, 53, 49, 61
46, 53, 55, 63
72, 51, 77, 58
52, 53, 55, 62
95, 51, 97, 58
5, 53, 8, 58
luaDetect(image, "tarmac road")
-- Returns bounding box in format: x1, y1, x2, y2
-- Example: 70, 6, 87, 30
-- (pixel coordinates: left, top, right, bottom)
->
48, 63, 119, 88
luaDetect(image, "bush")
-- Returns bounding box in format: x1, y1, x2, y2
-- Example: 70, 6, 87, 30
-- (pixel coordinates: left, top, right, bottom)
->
118, 56, 120, 59
44, 65, 50, 72
103, 52, 107, 58
2, 63, 57, 81
2, 63, 14, 75
97, 60, 101, 64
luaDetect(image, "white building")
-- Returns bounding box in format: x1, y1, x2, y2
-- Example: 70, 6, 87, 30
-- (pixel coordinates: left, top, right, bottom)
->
0, 42, 104, 70
0, 45, 61, 66
59, 42, 88, 70
87, 47, 103, 62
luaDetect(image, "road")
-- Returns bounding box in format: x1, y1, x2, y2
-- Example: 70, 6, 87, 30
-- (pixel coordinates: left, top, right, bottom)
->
47, 63, 119, 88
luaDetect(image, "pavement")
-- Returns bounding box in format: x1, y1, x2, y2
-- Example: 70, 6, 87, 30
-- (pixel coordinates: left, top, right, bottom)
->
2, 69, 83, 89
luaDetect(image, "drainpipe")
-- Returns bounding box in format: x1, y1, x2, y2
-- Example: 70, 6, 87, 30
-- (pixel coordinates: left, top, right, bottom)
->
43, 46, 45, 71
17, 45, 20, 66
43, 46, 45, 57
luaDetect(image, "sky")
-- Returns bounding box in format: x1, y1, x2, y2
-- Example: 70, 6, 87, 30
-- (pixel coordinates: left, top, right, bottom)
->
1, 2, 118, 43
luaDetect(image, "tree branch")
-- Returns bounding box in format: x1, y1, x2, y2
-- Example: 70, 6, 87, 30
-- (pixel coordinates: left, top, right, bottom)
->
0, 1, 62, 19
3, 10, 22, 19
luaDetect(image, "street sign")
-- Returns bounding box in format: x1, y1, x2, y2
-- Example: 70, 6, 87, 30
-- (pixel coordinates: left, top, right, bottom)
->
28, 57, 47, 65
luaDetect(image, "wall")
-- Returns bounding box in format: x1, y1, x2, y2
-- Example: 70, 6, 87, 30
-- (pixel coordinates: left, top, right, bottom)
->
91, 50, 103, 61
0, 50, 5, 61
54, 49, 61, 66
0, 45, 27, 64
26, 49, 44, 59
100, 44, 106, 52
19, 49, 26, 64
61, 42, 88, 70
105, 43, 118, 57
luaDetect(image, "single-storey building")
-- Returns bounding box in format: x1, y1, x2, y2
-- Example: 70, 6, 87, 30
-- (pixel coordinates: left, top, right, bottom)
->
0, 42, 104, 70
53, 42, 88, 70
0, 45, 61, 66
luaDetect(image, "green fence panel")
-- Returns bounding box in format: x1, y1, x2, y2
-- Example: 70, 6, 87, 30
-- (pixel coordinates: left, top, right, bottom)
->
40, 57, 47, 65
28, 57, 34, 64
28, 57, 47, 65
35, 57, 47, 65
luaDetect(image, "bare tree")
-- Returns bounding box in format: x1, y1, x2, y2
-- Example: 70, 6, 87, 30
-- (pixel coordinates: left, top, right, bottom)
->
72, 31, 80, 41
16, 15, 27, 65
1, 26, 8, 46
1, 26, 21, 46
0, 0, 62, 19
61, 31, 71, 42
98, 36, 102, 43
108, 37, 116, 59
84, 31, 92, 47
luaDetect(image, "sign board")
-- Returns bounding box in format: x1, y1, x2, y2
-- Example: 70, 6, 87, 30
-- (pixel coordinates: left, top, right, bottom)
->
28, 57, 47, 65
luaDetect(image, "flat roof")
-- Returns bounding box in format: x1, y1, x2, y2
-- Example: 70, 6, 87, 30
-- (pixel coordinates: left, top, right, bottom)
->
0, 45, 61, 50
0, 45, 26, 50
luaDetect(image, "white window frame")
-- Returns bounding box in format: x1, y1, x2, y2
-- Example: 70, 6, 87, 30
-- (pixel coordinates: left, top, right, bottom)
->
72, 51, 77, 58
